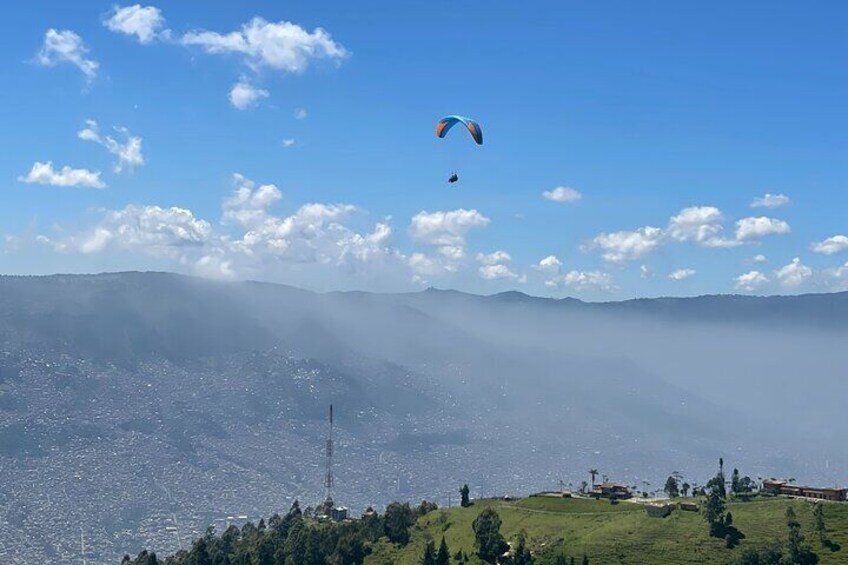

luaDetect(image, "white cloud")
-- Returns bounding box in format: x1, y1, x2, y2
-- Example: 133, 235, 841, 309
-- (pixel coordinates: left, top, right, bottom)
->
222, 173, 282, 227
18, 161, 106, 189
639, 264, 652, 279
547, 270, 615, 292
753, 254, 767, 263
409, 209, 490, 247
667, 206, 738, 248
78, 120, 144, 173
104, 4, 166, 44
735, 216, 791, 240
735, 270, 769, 292
589, 226, 663, 263
824, 262, 848, 291
282, 138, 296, 148
476, 250, 511, 266
751, 193, 791, 209
182, 17, 348, 73
774, 257, 812, 289
408, 253, 443, 278
36, 29, 99, 80
479, 264, 520, 281
438, 246, 465, 261
542, 186, 582, 203
63, 205, 212, 256
294, 108, 308, 120
811, 235, 848, 256
668, 268, 696, 281
536, 255, 562, 273
229, 80, 269, 110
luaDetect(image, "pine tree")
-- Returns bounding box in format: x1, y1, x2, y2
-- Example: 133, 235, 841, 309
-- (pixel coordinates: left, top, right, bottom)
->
436, 537, 450, 565
422, 540, 437, 565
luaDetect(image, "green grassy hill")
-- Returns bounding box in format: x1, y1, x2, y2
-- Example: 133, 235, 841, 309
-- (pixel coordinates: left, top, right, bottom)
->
366, 495, 848, 564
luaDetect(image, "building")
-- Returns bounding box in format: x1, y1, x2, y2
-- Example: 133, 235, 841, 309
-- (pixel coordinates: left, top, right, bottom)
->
679, 501, 700, 512
645, 503, 674, 518
590, 482, 633, 500
330, 506, 349, 521
762, 480, 847, 502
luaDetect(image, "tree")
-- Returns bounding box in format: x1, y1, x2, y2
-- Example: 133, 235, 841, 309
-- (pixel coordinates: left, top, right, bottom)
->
589, 469, 598, 489
332, 532, 366, 565
703, 491, 726, 537
417, 500, 438, 517
664, 476, 680, 498
460, 484, 471, 508
579, 481, 588, 494
421, 540, 437, 565
731, 468, 741, 495
303, 526, 323, 565
436, 537, 450, 565
813, 502, 826, 544
582, 555, 589, 565
384, 502, 415, 545
784, 506, 818, 564
681, 482, 691, 497
190, 537, 211, 565
511, 531, 532, 565
472, 508, 507, 563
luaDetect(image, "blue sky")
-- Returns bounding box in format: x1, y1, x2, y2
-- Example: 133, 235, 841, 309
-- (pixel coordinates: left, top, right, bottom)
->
2, 1, 847, 298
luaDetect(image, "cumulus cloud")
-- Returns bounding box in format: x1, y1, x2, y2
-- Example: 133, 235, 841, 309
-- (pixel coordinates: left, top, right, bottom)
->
589, 226, 663, 263
36, 29, 99, 80
542, 186, 582, 203
640, 264, 652, 279
476, 250, 511, 266
78, 120, 144, 173
294, 108, 307, 120
229, 80, 269, 110
751, 193, 791, 209
475, 250, 522, 281
811, 235, 848, 256
536, 255, 562, 273
479, 264, 521, 281
735, 270, 769, 292
753, 254, 767, 263
37, 174, 404, 280
774, 257, 812, 289
409, 209, 490, 247
282, 138, 296, 148
668, 268, 696, 281
59, 205, 212, 256
18, 161, 106, 189
222, 173, 282, 227
104, 4, 167, 44
546, 270, 615, 292
667, 206, 738, 248
735, 217, 791, 241
182, 17, 348, 73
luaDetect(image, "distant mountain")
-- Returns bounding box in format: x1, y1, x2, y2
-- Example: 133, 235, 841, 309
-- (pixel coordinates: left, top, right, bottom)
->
0, 272, 846, 564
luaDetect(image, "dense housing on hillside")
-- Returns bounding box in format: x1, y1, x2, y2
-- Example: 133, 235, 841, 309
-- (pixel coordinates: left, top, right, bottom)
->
762, 479, 847, 501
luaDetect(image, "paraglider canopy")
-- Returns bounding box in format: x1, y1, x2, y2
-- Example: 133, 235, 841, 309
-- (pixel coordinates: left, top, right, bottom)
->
436, 115, 483, 145
448, 173, 459, 183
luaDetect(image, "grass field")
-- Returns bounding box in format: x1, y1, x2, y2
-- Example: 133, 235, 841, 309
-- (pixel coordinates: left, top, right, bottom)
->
365, 495, 848, 564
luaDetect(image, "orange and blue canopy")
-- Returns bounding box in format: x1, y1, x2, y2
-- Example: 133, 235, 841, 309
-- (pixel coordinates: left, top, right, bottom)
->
436, 115, 483, 145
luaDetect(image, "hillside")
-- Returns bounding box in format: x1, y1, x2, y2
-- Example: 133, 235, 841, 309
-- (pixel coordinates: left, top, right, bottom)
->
367, 496, 848, 565
2, 272, 848, 563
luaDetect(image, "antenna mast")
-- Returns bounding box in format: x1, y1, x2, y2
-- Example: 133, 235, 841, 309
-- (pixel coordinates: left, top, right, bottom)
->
325, 404, 334, 502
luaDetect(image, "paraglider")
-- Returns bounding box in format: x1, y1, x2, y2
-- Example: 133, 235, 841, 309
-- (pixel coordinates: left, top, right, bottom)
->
436, 115, 483, 145
436, 115, 483, 184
